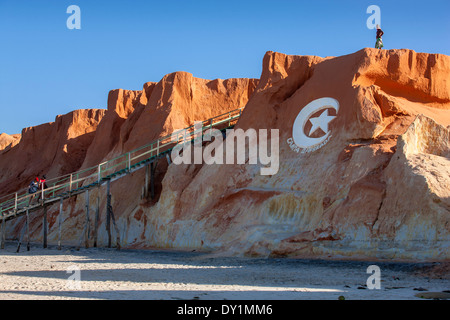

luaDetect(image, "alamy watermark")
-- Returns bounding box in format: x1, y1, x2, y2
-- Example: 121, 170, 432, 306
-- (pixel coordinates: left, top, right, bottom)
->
366, 5, 381, 30
67, 5, 81, 30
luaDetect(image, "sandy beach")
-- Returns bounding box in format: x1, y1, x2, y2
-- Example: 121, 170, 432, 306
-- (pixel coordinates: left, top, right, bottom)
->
0, 242, 448, 300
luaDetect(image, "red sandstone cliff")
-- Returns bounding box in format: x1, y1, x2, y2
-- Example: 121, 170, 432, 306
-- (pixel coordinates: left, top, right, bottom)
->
81, 72, 258, 169
2, 48, 449, 261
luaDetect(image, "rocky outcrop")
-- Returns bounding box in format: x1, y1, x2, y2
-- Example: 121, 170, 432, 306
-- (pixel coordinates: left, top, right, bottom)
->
80, 87, 152, 169
2, 48, 449, 261
81, 73, 258, 169
132, 48, 450, 261
371, 115, 450, 256
0, 133, 21, 151
0, 109, 105, 196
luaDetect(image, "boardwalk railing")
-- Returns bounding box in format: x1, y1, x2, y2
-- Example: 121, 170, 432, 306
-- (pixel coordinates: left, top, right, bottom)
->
0, 108, 242, 220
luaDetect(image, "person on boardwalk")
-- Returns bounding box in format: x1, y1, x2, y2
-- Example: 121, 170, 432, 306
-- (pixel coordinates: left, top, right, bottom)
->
375, 24, 384, 49
27, 177, 40, 205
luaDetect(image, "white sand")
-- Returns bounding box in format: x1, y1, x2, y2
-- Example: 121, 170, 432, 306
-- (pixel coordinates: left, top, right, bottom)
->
0, 242, 448, 300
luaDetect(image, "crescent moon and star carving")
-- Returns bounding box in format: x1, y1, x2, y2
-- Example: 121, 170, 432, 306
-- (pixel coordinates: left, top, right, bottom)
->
287, 98, 340, 154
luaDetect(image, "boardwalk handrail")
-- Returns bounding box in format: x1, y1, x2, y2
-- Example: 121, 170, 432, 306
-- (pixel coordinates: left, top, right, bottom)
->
0, 108, 243, 219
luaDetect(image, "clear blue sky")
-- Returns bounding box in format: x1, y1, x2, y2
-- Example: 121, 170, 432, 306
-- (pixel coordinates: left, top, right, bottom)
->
0, 0, 449, 135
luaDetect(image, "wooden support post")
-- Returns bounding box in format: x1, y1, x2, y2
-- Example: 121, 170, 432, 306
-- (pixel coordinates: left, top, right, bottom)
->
144, 164, 149, 199
58, 198, 63, 250
43, 206, 48, 249
84, 189, 90, 249
76, 190, 91, 251
16, 216, 27, 253
94, 187, 100, 248
110, 206, 121, 251
41, 183, 45, 206
106, 179, 112, 248
1, 218, 5, 249
106, 179, 120, 250
150, 161, 156, 200
26, 208, 30, 251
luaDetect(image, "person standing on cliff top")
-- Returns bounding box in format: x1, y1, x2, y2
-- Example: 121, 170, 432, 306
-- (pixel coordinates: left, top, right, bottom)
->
375, 25, 384, 49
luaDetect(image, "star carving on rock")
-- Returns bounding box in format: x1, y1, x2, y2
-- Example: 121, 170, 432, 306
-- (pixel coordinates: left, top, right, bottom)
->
308, 109, 336, 136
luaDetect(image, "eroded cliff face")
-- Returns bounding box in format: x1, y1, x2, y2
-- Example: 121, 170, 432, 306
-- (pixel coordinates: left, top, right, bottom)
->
82, 72, 258, 169
4, 72, 259, 249
0, 133, 20, 152
0, 109, 105, 196
3, 48, 449, 261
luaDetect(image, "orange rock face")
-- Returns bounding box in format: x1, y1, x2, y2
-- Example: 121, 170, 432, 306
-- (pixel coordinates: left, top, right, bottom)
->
0, 133, 20, 152
0, 109, 105, 196
81, 72, 258, 169
2, 48, 449, 261
136, 48, 450, 260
